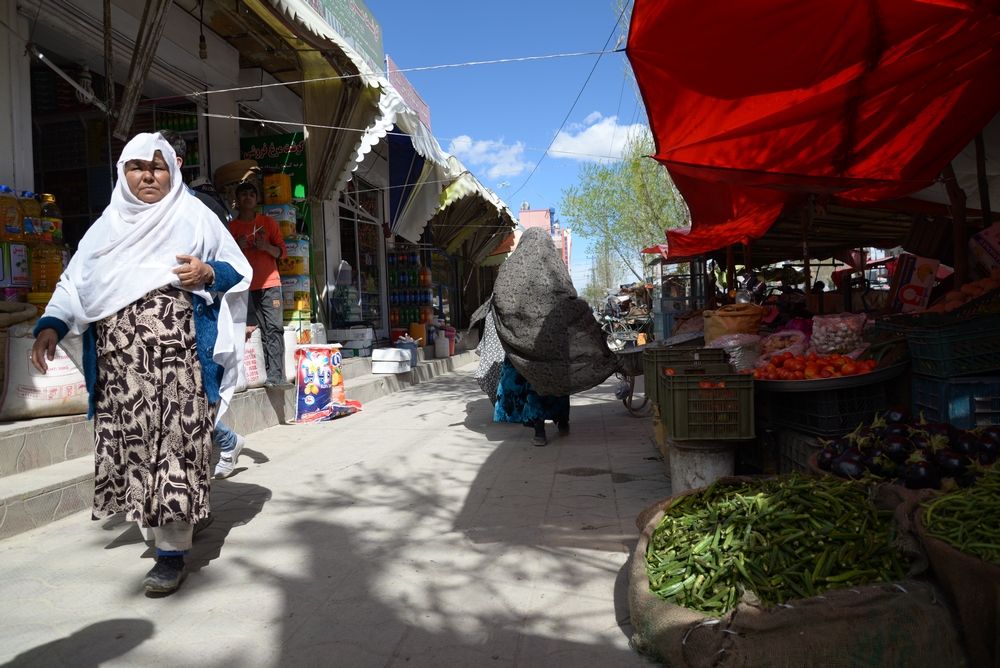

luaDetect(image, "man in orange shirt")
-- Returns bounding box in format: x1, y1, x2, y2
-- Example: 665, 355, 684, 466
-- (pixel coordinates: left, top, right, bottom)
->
230, 181, 290, 387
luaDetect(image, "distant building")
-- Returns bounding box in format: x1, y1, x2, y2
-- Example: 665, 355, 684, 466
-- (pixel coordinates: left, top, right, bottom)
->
517, 206, 572, 275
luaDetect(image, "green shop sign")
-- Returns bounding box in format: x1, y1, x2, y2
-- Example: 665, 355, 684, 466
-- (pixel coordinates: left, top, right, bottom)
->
240, 133, 308, 199
304, 0, 384, 76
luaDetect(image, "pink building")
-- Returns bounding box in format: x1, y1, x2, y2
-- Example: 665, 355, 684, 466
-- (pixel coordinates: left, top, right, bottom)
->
517, 206, 572, 275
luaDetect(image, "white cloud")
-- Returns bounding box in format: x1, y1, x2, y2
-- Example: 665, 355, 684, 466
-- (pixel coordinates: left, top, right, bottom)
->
448, 135, 532, 180
549, 112, 646, 162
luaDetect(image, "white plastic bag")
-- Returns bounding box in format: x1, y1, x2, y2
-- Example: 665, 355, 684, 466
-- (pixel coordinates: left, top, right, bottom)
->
812, 313, 866, 354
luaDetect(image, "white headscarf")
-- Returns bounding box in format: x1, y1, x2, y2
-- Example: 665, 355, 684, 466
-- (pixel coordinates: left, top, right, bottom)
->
44, 133, 253, 418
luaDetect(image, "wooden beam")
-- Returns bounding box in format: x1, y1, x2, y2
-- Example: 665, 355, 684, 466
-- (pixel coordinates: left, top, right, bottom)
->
725, 245, 736, 293
113, 0, 173, 140
942, 162, 968, 287
975, 132, 992, 229
802, 199, 813, 305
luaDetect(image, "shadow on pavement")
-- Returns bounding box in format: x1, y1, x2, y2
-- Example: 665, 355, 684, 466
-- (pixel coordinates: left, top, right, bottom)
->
3, 619, 154, 667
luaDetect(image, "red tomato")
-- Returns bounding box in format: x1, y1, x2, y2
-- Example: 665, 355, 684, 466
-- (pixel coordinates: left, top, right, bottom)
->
820, 368, 834, 378
715, 381, 726, 388
841, 363, 858, 376
700, 381, 713, 388
664, 368, 676, 375
807, 353, 819, 362
781, 351, 794, 360
782, 358, 797, 370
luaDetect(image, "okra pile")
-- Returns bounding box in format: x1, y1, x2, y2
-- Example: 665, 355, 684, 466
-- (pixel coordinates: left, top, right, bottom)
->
646, 476, 909, 615
922, 470, 1000, 566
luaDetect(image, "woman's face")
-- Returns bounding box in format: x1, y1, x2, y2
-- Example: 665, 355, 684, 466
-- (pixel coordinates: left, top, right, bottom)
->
124, 150, 171, 203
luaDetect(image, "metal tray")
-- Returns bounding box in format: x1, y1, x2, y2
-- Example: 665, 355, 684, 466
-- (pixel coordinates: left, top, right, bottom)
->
754, 362, 908, 392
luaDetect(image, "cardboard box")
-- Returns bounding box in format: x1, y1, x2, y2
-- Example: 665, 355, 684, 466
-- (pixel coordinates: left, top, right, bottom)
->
969, 222, 1000, 279
0, 243, 29, 288
888, 253, 940, 313
283, 308, 312, 323
281, 275, 311, 310
278, 239, 310, 276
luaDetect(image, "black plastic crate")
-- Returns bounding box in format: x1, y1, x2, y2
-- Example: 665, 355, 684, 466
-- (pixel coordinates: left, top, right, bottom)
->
770, 384, 888, 438
912, 374, 1000, 429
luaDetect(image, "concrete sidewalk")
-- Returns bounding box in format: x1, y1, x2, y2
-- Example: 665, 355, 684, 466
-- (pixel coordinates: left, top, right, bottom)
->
0, 364, 668, 667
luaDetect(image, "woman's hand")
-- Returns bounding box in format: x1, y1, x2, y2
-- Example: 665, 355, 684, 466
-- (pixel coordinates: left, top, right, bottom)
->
173, 255, 215, 289
31, 329, 59, 374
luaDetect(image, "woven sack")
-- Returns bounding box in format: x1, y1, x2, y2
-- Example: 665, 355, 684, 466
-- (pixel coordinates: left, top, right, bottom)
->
702, 304, 766, 345
915, 505, 1000, 668
630, 477, 965, 667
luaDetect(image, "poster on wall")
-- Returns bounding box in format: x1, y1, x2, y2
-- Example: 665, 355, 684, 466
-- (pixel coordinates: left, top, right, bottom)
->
304, 0, 384, 76
240, 133, 308, 199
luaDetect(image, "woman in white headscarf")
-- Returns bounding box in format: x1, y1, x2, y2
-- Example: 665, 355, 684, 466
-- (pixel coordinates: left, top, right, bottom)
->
31, 133, 252, 593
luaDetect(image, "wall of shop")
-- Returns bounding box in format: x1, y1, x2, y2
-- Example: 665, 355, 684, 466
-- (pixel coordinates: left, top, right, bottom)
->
0, 0, 34, 190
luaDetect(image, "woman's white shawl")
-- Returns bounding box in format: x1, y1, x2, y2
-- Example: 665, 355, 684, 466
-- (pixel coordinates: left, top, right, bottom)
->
43, 133, 253, 419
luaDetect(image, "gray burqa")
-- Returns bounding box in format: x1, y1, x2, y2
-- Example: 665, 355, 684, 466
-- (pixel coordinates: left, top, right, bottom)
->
487, 227, 619, 396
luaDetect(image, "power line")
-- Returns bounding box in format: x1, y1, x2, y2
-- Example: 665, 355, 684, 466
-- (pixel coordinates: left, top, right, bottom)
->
187, 49, 624, 99
509, 3, 631, 199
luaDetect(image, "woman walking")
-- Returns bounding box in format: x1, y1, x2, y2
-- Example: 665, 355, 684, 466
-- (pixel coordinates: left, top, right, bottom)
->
31, 133, 251, 593
474, 227, 617, 445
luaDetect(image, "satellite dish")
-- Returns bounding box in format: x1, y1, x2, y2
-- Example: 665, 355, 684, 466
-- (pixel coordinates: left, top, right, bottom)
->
520, 201, 530, 210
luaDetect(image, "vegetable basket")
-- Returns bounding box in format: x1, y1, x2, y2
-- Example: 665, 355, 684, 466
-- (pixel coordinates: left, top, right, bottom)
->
657, 364, 753, 440
643, 346, 725, 405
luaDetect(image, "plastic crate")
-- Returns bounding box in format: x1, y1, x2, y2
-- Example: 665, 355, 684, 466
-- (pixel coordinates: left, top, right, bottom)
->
778, 429, 822, 474
906, 314, 1000, 378
911, 375, 1000, 429
658, 365, 754, 441
770, 383, 888, 438
643, 347, 726, 405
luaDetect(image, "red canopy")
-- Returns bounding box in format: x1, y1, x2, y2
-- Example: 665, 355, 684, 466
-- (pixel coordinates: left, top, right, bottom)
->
628, 0, 1000, 259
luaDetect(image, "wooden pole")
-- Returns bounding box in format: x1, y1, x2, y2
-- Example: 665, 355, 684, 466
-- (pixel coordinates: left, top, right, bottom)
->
726, 245, 736, 293
975, 132, 992, 229
942, 162, 968, 287
743, 242, 752, 270
802, 200, 813, 307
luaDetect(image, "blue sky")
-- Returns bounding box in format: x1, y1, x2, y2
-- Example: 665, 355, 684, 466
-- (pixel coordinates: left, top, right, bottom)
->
365, 0, 645, 292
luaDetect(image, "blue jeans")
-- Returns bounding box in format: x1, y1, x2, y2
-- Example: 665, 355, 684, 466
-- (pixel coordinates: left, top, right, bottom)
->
214, 422, 239, 452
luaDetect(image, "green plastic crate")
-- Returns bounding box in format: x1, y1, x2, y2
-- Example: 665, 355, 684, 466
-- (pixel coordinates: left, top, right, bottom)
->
643, 347, 726, 406
906, 314, 1000, 379
658, 364, 754, 441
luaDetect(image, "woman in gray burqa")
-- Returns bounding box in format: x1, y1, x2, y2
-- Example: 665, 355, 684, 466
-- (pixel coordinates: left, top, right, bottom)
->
471, 227, 618, 445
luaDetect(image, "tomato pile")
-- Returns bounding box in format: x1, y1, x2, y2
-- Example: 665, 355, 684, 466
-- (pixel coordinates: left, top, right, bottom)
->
752, 351, 879, 380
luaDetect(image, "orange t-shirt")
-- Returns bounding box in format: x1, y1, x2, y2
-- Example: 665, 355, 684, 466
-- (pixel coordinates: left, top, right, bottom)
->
229, 214, 287, 291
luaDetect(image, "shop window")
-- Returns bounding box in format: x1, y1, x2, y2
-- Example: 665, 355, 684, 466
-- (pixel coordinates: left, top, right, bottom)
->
429, 250, 458, 326
336, 179, 385, 331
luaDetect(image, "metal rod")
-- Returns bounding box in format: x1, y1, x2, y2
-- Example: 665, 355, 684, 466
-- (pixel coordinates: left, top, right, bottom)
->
942, 162, 968, 287
803, 198, 813, 306
28, 45, 110, 114
975, 131, 992, 229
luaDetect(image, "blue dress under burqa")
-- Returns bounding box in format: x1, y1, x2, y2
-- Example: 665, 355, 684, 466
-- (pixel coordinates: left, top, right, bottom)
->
493, 356, 570, 425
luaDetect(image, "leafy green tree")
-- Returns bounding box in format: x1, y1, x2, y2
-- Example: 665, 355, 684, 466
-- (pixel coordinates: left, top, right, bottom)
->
580, 243, 624, 309
561, 128, 689, 282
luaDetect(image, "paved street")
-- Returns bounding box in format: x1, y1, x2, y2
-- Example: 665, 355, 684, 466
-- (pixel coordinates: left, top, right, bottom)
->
0, 364, 666, 667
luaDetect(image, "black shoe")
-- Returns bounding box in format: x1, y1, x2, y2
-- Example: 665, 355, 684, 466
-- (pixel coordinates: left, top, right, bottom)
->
531, 423, 547, 447
142, 556, 184, 593
264, 379, 294, 390
557, 421, 570, 435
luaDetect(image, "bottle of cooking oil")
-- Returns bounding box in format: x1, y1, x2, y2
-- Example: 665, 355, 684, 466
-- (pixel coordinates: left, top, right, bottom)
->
18, 191, 41, 245
31, 232, 64, 294
0, 185, 25, 242
39, 193, 63, 244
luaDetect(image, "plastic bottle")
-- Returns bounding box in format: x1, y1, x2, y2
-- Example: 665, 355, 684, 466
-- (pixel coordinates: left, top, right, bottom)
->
408, 266, 418, 287
31, 233, 63, 293
419, 265, 432, 288
0, 186, 25, 241
389, 307, 399, 328
18, 191, 41, 245
39, 194, 63, 243
398, 268, 408, 288
387, 267, 397, 289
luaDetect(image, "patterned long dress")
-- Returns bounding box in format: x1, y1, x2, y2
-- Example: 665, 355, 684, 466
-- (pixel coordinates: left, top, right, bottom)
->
91, 286, 216, 526
493, 356, 570, 425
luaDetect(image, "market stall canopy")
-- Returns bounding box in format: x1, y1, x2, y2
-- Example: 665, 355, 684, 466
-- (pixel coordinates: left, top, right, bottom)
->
337, 80, 451, 241
628, 0, 1000, 260
429, 157, 518, 265
247, 0, 384, 200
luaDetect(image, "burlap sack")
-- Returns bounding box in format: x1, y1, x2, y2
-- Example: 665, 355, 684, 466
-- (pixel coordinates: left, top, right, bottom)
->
630, 478, 965, 667
702, 304, 767, 344
915, 505, 1000, 668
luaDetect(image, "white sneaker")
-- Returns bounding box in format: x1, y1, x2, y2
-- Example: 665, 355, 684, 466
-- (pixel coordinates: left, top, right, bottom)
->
214, 435, 246, 479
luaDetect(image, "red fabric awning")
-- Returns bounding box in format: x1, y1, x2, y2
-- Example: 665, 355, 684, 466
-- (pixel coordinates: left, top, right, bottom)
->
628, 0, 1000, 259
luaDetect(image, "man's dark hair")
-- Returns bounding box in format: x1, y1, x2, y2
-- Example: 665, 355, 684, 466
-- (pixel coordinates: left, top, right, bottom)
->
235, 181, 258, 197
158, 129, 187, 163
